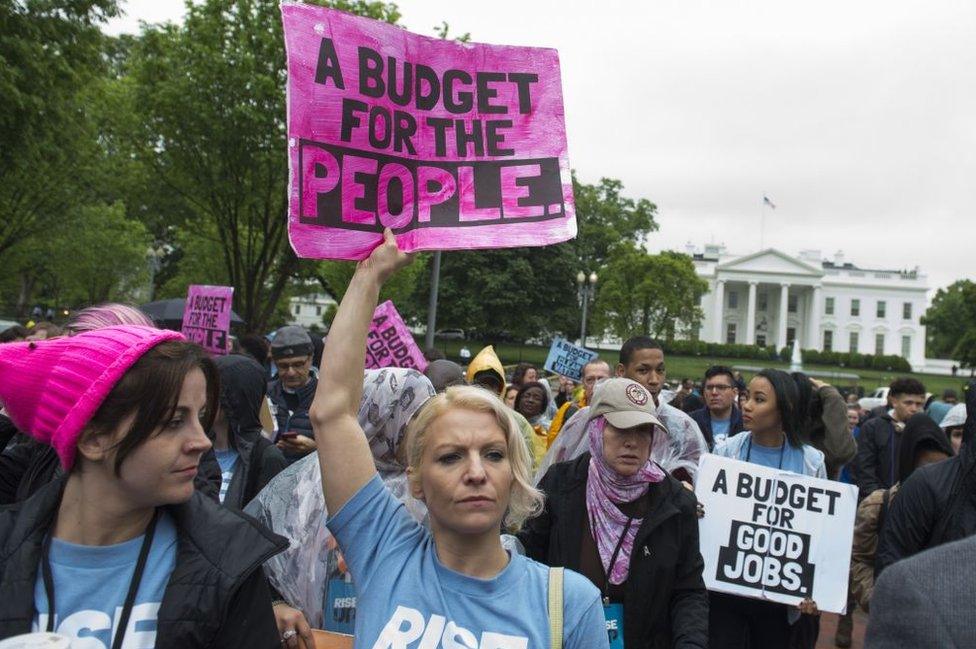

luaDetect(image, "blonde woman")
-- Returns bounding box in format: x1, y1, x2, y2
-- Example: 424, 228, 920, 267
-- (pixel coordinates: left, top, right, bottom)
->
310, 231, 607, 646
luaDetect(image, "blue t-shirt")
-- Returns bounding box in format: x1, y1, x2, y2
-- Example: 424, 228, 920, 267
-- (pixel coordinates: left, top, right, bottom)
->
736, 434, 807, 475
328, 475, 608, 648
711, 416, 731, 446
33, 512, 178, 647
215, 447, 240, 503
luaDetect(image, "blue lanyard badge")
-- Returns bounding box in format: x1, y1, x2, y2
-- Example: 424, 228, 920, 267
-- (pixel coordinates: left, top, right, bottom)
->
604, 602, 625, 648
324, 577, 357, 634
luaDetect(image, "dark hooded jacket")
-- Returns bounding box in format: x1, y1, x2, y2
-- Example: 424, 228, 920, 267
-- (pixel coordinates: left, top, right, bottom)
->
876, 388, 976, 575
215, 355, 287, 510
853, 411, 902, 499
0, 477, 287, 647
0, 415, 222, 505
519, 453, 708, 649
689, 406, 745, 451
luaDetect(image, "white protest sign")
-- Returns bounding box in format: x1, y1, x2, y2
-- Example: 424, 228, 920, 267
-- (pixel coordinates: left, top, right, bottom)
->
543, 337, 598, 381
695, 454, 857, 613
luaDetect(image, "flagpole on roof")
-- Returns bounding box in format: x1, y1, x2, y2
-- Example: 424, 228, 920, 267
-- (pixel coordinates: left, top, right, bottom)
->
761, 194, 776, 249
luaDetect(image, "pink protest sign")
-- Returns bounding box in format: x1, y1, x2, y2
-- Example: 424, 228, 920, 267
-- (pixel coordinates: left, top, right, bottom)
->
366, 300, 427, 372
181, 285, 234, 356
281, 3, 576, 261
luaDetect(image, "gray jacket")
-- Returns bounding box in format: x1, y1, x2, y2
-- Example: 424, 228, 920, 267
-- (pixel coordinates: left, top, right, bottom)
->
866, 534, 976, 648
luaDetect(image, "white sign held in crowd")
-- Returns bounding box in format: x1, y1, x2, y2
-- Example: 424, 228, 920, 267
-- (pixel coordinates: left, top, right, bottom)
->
543, 337, 598, 381
694, 454, 858, 613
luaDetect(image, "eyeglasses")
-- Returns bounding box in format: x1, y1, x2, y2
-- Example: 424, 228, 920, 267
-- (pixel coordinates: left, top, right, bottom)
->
704, 384, 734, 393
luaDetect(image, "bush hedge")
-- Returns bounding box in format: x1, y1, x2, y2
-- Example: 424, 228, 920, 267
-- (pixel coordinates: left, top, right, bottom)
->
655, 340, 912, 372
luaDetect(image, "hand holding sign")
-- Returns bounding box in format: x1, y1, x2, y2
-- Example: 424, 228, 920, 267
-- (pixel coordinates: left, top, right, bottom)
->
359, 228, 413, 283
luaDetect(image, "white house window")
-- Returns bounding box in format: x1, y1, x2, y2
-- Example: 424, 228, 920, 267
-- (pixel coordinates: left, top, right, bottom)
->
758, 292, 768, 311
316, 306, 322, 316
728, 291, 738, 309
851, 299, 860, 317
823, 330, 833, 352
875, 333, 885, 356
877, 301, 886, 318
850, 331, 859, 353
825, 297, 834, 315
903, 302, 913, 320
294, 304, 300, 315
902, 335, 912, 358
788, 295, 798, 313
726, 323, 737, 344
787, 327, 796, 347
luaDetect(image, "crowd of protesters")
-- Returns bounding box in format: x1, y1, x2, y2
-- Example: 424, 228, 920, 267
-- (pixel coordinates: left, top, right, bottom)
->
0, 236, 973, 648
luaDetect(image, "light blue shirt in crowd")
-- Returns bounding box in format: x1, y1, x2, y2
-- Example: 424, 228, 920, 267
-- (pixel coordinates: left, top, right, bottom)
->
328, 475, 609, 648
711, 416, 731, 446
33, 512, 178, 648
215, 447, 240, 504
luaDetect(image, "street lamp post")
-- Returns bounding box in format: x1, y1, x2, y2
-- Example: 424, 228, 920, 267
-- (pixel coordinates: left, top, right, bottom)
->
577, 270, 598, 347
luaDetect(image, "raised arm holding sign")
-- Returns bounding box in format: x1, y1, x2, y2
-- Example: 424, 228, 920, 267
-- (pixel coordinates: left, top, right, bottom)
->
281, 3, 575, 260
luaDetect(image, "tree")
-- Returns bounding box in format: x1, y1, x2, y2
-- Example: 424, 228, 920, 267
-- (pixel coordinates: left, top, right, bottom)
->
118, 0, 400, 332
0, 0, 119, 266
594, 244, 708, 341
922, 280, 976, 366
922, 280, 976, 359
409, 175, 658, 340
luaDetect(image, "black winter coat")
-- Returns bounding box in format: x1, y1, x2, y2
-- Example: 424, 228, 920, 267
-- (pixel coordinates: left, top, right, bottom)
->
518, 453, 708, 649
853, 413, 901, 499
875, 451, 976, 575
0, 477, 287, 647
689, 407, 745, 451
223, 431, 288, 511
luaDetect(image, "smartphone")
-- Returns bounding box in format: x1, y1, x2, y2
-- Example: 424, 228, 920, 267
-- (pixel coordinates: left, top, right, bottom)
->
279, 431, 298, 441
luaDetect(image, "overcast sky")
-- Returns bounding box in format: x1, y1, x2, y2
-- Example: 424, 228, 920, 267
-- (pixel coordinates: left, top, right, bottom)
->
106, 1, 976, 296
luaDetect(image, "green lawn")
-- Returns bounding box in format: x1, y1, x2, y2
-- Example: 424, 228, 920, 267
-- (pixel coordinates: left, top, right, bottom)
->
423, 338, 969, 396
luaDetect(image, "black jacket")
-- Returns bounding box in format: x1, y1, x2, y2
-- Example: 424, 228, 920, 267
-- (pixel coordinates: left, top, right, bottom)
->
223, 431, 287, 511
689, 407, 745, 451
0, 477, 287, 647
267, 376, 317, 463
518, 453, 708, 649
854, 412, 902, 499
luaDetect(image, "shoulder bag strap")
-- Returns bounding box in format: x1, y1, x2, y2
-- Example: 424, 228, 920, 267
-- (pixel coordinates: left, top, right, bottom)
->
548, 566, 564, 649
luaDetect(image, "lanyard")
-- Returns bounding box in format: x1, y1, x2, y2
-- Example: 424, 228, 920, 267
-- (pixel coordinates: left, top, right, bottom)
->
42, 509, 160, 649
595, 516, 635, 605
744, 433, 786, 470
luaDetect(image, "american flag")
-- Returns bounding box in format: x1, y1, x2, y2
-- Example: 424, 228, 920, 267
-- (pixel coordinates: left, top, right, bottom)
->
763, 195, 776, 209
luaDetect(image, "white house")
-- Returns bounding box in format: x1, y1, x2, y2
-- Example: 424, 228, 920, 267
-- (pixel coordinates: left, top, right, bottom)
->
288, 292, 337, 330
690, 245, 928, 369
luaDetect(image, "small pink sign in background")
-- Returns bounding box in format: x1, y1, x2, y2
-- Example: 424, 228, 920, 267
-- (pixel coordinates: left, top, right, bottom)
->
366, 300, 427, 372
281, 2, 576, 260
181, 285, 234, 356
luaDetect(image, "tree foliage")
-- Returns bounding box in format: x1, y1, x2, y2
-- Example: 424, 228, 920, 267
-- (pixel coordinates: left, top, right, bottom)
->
593, 245, 708, 341
922, 280, 976, 364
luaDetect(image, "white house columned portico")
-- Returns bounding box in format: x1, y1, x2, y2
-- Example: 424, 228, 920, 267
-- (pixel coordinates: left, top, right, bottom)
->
687, 245, 929, 369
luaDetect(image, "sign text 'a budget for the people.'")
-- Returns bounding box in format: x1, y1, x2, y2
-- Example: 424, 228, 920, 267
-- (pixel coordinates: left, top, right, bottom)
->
281, 3, 575, 260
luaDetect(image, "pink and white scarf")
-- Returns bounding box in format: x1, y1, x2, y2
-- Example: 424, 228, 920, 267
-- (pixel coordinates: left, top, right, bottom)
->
585, 416, 665, 585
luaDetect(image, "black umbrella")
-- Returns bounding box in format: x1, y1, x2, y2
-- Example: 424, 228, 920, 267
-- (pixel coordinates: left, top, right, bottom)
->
139, 298, 245, 328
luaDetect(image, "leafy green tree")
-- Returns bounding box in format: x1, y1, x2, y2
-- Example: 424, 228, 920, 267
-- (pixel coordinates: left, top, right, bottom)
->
594, 244, 708, 341
922, 280, 976, 359
119, 0, 400, 332
0, 0, 119, 265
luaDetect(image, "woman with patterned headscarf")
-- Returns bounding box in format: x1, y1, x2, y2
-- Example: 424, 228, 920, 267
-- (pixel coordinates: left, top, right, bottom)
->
244, 368, 436, 634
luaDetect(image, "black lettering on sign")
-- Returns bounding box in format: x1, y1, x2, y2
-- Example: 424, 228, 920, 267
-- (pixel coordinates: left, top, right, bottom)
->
716, 521, 815, 597
299, 140, 565, 233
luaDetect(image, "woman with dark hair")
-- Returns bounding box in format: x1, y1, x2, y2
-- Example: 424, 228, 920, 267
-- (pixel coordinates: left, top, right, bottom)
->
510, 362, 539, 388
0, 326, 286, 647
708, 368, 824, 649
514, 381, 551, 463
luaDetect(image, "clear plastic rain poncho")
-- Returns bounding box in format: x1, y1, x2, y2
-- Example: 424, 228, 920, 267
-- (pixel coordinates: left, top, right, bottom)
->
534, 386, 709, 485
245, 368, 435, 629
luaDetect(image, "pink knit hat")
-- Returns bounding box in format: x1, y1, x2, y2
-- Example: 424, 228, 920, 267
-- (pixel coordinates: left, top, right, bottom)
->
0, 325, 184, 470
